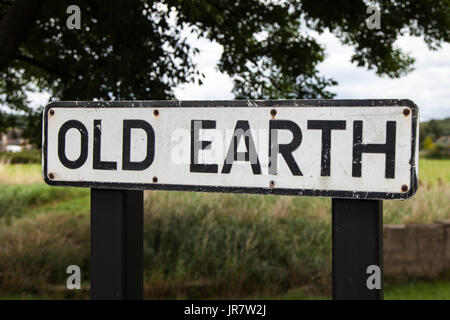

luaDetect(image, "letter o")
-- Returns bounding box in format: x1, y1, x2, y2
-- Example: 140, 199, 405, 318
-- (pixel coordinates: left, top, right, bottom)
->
58, 120, 88, 169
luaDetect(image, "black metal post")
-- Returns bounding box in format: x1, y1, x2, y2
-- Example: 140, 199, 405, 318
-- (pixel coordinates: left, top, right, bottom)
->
91, 189, 143, 299
332, 199, 383, 300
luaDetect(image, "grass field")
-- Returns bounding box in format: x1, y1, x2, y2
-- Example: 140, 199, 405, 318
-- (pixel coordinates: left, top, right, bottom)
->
253, 279, 450, 300
0, 158, 449, 299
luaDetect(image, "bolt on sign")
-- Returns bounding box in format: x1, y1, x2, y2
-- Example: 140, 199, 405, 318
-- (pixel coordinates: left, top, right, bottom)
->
42, 100, 419, 200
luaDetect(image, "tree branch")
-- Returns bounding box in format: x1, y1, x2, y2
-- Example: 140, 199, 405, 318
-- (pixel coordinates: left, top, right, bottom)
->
14, 53, 72, 79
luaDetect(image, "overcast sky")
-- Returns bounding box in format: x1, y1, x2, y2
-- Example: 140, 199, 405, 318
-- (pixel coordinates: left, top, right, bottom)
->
30, 30, 450, 122
173, 30, 450, 122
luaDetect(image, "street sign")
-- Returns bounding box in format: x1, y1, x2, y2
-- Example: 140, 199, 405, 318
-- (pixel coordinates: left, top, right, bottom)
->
42, 99, 418, 200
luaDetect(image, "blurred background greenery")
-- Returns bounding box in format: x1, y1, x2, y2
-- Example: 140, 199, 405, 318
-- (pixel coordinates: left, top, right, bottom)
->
0, 152, 448, 300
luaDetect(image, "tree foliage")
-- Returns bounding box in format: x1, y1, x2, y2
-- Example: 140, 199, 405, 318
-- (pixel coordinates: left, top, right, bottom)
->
423, 136, 435, 151
0, 0, 449, 146
419, 117, 450, 149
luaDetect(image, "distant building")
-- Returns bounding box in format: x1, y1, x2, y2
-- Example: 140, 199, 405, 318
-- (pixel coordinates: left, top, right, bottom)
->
435, 135, 450, 148
0, 128, 32, 152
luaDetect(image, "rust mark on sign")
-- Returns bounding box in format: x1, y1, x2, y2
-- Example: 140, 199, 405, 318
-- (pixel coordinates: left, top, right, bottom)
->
270, 108, 277, 119
403, 108, 410, 116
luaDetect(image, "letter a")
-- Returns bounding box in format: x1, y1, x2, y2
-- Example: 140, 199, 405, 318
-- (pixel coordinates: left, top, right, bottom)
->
366, 5, 381, 30
66, 265, 81, 290
366, 265, 381, 290
66, 5, 81, 30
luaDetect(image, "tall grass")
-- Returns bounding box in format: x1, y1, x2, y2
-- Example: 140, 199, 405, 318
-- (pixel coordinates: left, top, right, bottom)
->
0, 159, 448, 298
0, 164, 43, 185
0, 211, 90, 296
384, 181, 450, 224
0, 185, 88, 220
0, 192, 332, 298
418, 158, 450, 185
0, 164, 89, 220
143, 192, 331, 298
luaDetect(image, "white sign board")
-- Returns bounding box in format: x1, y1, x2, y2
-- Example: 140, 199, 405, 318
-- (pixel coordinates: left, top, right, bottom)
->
43, 100, 419, 199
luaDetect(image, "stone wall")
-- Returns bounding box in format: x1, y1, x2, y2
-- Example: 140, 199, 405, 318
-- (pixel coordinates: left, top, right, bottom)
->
384, 220, 450, 277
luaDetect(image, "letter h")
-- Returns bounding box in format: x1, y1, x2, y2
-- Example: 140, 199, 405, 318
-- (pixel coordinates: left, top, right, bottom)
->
352, 120, 396, 179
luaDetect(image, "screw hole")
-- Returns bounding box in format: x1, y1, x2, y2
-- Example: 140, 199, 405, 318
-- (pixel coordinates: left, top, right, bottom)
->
270, 109, 277, 117
48, 173, 55, 180
153, 109, 159, 116
153, 176, 158, 183
269, 180, 275, 188
49, 109, 55, 116
401, 184, 408, 192
403, 108, 410, 116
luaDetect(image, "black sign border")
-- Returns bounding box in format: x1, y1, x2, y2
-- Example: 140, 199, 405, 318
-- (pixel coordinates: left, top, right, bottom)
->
42, 99, 418, 200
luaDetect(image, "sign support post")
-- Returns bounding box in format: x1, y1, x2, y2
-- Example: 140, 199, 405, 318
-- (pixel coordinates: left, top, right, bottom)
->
332, 198, 383, 300
90, 189, 143, 300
